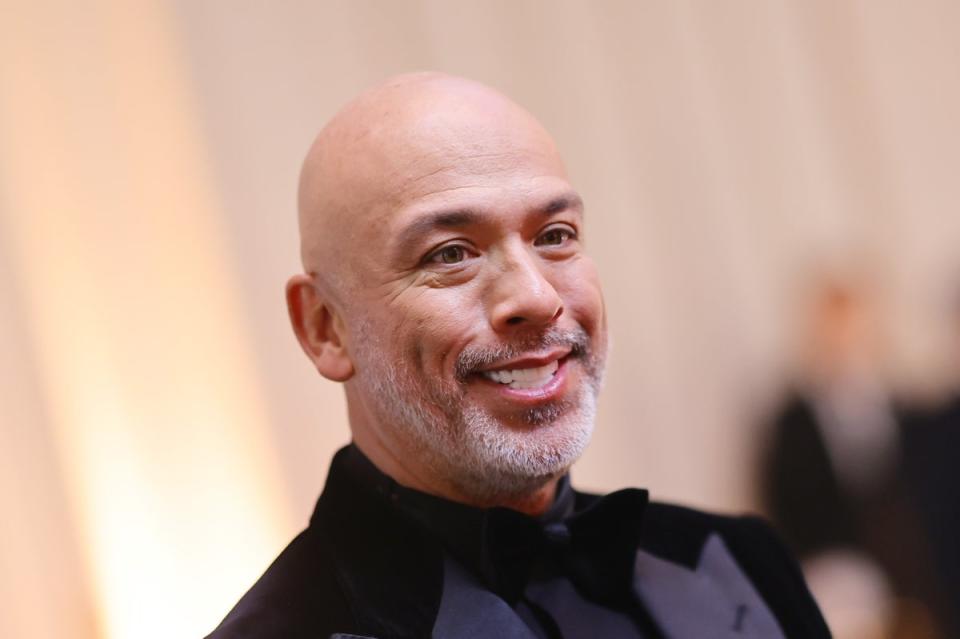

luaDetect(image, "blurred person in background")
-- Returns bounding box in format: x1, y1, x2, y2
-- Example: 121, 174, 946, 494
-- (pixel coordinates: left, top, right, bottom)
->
207, 72, 828, 638
759, 275, 948, 638
897, 283, 960, 638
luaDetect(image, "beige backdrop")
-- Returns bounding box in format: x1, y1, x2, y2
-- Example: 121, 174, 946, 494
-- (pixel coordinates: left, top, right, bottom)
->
3, 1, 959, 637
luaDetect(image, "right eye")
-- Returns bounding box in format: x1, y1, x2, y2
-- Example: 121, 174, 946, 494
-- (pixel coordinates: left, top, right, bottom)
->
425, 244, 469, 265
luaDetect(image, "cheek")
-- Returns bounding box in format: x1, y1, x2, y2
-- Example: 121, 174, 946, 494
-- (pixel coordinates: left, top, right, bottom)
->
399, 291, 484, 368
556, 260, 606, 330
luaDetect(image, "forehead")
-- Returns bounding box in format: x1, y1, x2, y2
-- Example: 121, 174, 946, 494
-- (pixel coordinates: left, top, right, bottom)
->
396, 152, 566, 208
369, 118, 570, 222
378, 104, 563, 187
320, 86, 575, 275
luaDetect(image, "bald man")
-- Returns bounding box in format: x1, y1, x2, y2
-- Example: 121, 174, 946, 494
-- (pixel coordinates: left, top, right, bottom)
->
207, 74, 828, 639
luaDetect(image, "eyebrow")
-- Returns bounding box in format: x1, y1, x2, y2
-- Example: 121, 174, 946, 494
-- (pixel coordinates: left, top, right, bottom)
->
392, 192, 585, 260
544, 193, 584, 216
392, 210, 482, 261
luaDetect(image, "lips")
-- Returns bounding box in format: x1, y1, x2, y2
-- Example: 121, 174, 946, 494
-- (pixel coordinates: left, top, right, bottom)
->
454, 328, 590, 405
481, 359, 559, 389
471, 347, 573, 401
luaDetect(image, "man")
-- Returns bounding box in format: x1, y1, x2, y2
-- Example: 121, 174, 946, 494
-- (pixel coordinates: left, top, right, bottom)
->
208, 72, 829, 638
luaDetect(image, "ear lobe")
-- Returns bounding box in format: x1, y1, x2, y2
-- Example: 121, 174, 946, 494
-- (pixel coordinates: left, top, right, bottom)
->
286, 274, 355, 381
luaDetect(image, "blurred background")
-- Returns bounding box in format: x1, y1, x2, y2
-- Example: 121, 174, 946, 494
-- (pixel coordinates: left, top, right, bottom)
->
2, 1, 959, 637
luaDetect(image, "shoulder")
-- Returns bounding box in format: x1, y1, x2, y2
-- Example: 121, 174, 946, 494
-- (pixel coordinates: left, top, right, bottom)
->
641, 501, 831, 637
205, 527, 354, 639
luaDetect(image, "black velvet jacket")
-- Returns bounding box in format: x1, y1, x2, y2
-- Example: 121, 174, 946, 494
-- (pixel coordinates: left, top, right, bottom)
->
207, 446, 830, 638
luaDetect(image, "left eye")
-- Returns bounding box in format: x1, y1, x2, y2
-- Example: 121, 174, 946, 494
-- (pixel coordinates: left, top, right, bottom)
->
536, 227, 575, 246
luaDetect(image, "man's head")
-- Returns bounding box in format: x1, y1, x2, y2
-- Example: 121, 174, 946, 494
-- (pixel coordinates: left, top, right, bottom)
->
287, 73, 607, 511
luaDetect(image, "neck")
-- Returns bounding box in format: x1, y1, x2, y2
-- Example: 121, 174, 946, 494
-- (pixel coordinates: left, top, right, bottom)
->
350, 434, 560, 517
488, 480, 559, 516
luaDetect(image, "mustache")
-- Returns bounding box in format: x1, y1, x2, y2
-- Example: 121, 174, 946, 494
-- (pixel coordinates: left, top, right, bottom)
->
453, 326, 590, 382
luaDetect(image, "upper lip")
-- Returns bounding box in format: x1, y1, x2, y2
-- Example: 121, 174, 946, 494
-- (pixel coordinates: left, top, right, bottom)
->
478, 347, 571, 373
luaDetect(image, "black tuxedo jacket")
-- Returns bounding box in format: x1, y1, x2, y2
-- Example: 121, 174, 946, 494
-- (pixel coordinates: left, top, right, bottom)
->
207, 447, 829, 638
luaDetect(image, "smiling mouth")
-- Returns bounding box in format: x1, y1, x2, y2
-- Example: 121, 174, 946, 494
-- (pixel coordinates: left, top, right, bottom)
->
479, 356, 565, 390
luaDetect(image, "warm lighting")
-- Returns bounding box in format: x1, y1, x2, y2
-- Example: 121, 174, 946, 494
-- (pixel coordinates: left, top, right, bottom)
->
0, 1, 295, 637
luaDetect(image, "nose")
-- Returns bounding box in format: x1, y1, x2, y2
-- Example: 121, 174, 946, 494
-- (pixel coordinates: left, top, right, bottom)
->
487, 245, 563, 333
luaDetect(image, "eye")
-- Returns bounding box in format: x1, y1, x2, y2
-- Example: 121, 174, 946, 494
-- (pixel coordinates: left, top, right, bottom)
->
426, 244, 469, 265
535, 226, 576, 247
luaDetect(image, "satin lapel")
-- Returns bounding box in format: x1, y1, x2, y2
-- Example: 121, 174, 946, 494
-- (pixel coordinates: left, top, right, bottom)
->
432, 554, 540, 639
632, 533, 785, 638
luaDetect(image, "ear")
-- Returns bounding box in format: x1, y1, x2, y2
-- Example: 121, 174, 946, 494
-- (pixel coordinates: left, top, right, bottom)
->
286, 274, 355, 381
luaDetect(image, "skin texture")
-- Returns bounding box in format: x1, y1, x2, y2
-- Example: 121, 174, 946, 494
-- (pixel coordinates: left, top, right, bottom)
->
287, 73, 607, 515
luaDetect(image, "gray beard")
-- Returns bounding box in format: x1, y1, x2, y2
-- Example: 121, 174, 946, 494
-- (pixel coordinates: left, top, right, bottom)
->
353, 324, 604, 503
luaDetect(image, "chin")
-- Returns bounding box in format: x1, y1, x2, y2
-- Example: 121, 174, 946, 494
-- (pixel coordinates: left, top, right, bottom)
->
440, 393, 597, 502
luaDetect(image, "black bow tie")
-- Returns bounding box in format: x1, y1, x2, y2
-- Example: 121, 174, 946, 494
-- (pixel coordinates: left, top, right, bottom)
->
481, 488, 649, 607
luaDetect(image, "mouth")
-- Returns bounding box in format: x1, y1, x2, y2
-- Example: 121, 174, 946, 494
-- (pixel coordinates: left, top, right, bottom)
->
474, 348, 572, 400
480, 357, 562, 389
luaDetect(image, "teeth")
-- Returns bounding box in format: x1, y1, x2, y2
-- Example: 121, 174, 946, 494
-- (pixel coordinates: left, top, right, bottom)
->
482, 360, 559, 389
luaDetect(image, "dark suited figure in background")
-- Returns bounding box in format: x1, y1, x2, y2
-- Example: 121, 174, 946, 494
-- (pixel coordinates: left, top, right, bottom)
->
208, 73, 828, 638
899, 292, 960, 637
761, 279, 950, 638
899, 394, 960, 639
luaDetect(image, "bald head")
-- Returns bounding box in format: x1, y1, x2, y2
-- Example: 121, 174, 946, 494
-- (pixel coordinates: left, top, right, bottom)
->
296, 72, 566, 295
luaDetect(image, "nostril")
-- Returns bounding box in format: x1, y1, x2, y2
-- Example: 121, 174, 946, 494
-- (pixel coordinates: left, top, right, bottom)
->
506, 316, 524, 326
